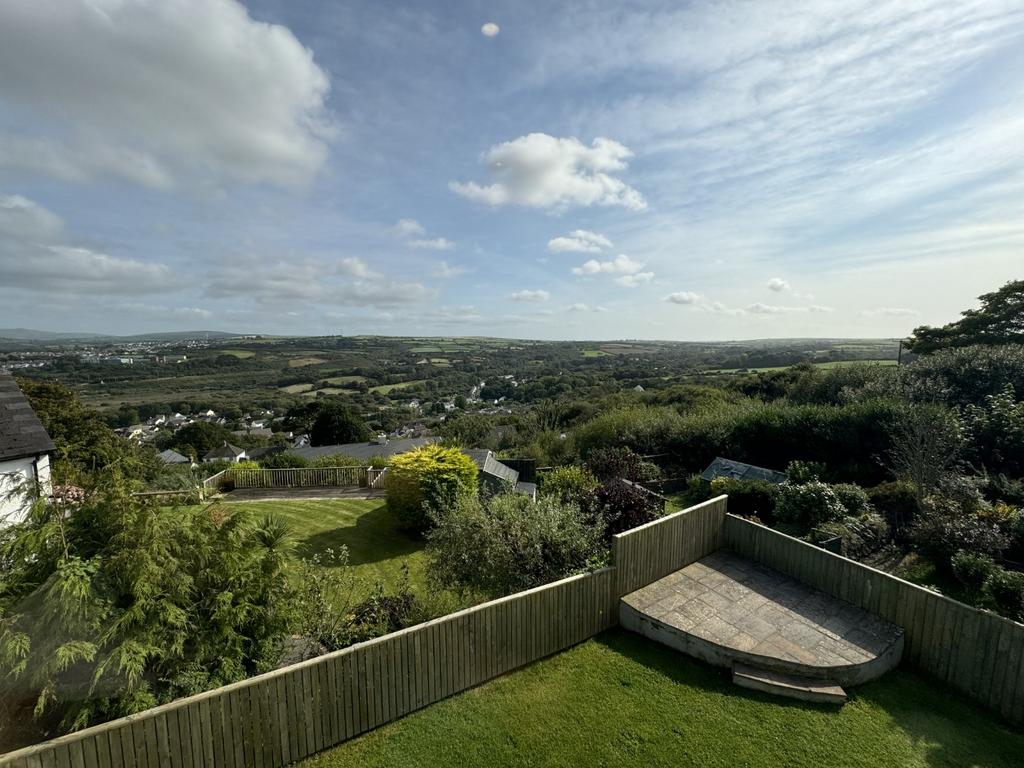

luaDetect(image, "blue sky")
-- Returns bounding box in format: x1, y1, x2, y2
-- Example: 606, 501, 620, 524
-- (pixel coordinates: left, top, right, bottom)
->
1, 0, 1023, 339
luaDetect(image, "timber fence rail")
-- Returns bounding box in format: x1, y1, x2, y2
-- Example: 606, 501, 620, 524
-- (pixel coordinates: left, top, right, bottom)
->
724, 514, 1024, 725
231, 466, 370, 490
0, 567, 617, 768
612, 495, 727, 597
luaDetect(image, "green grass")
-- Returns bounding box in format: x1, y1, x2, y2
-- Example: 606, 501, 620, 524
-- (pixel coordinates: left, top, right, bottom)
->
219, 349, 256, 358
325, 375, 367, 385
369, 380, 426, 394
707, 360, 897, 374
280, 383, 316, 394
300, 629, 1024, 768
582, 349, 611, 357
225, 498, 427, 595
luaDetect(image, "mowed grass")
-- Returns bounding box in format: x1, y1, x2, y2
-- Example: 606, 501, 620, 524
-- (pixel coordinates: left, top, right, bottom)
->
300, 629, 1024, 768
225, 498, 427, 595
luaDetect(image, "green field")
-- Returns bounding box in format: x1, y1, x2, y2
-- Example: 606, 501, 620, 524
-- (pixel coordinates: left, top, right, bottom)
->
219, 349, 256, 358
325, 375, 367, 385
370, 380, 426, 394
708, 359, 898, 374
224, 498, 427, 595
301, 629, 1024, 768
280, 383, 316, 394
582, 349, 611, 357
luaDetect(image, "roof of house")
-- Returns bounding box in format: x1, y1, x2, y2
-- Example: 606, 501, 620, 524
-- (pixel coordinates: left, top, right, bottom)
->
203, 442, 246, 460
699, 457, 789, 485
464, 448, 520, 485
156, 448, 191, 464
0, 373, 55, 463
292, 436, 436, 462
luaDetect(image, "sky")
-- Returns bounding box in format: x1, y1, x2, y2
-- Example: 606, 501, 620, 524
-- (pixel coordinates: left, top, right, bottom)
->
1, 0, 1023, 340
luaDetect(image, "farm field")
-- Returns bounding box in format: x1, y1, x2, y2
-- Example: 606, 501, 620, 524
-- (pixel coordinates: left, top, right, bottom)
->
370, 380, 427, 394
301, 629, 1024, 768
706, 359, 898, 374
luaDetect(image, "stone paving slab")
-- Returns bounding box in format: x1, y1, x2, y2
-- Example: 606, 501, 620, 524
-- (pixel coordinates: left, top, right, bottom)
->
622, 549, 903, 676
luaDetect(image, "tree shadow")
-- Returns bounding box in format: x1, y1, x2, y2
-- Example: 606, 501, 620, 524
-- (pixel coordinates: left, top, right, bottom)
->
295, 502, 423, 566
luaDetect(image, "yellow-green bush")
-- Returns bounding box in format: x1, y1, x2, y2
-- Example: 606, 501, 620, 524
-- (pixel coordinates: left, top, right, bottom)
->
386, 444, 478, 532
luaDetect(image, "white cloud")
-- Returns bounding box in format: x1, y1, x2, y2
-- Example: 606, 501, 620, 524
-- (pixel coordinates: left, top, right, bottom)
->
616, 272, 654, 287
568, 303, 609, 312
767, 278, 790, 293
666, 291, 702, 304
408, 237, 455, 251
745, 303, 834, 315
205, 255, 434, 308
394, 219, 454, 250
450, 133, 646, 210
0, 0, 333, 189
481, 22, 500, 38
547, 229, 613, 253
0, 194, 171, 295
572, 254, 645, 275
393, 219, 426, 238
339, 257, 373, 278
862, 307, 918, 317
510, 289, 551, 302
433, 261, 468, 278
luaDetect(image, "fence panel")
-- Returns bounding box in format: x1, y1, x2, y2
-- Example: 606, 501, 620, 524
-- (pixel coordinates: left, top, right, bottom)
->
723, 514, 1024, 724
611, 495, 727, 597
0, 567, 617, 768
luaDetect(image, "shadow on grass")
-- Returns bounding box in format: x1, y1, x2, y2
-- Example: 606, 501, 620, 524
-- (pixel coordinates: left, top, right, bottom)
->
595, 629, 1024, 768
296, 502, 423, 567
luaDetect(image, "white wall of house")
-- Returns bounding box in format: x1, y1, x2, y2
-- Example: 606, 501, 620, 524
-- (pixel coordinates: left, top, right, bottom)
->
0, 453, 51, 526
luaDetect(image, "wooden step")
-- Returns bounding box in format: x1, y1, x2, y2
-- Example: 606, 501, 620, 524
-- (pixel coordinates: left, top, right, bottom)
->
732, 664, 847, 705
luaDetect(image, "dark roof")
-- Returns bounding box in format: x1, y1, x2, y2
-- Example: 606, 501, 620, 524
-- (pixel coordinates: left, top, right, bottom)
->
203, 442, 246, 460
514, 481, 537, 498
156, 448, 191, 464
699, 457, 788, 484
464, 449, 520, 484
0, 374, 55, 462
292, 436, 436, 462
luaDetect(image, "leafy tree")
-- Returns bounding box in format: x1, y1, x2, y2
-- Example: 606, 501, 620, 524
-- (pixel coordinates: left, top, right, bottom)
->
427, 492, 602, 596
438, 413, 493, 448
165, 420, 235, 460
907, 279, 1024, 353
539, 465, 600, 506
774, 481, 846, 529
283, 400, 369, 447
963, 385, 1024, 477
0, 478, 293, 733
16, 378, 141, 481
585, 446, 660, 483
386, 444, 478, 532
591, 479, 663, 538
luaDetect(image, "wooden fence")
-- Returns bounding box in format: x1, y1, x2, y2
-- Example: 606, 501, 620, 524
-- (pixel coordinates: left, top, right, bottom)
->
0, 567, 617, 767
612, 495, 727, 597
724, 515, 1024, 724
231, 467, 370, 490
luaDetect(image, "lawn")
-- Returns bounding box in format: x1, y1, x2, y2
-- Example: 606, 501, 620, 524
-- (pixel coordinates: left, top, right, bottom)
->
224, 498, 428, 596
299, 629, 1024, 768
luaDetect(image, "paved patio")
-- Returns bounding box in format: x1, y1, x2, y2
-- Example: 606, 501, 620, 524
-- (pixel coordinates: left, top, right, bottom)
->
620, 549, 903, 686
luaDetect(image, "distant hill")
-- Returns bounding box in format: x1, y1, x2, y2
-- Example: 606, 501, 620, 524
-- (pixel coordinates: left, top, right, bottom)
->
0, 328, 240, 342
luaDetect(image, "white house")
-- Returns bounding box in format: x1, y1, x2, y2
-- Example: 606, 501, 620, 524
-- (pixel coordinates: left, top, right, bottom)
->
0, 374, 55, 525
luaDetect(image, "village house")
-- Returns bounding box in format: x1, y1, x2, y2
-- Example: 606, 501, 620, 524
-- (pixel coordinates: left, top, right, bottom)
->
0, 373, 55, 525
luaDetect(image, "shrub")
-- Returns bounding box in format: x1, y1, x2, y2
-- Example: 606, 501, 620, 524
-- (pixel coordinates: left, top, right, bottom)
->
910, 496, 1008, 564
811, 513, 889, 558
866, 481, 919, 534
347, 571, 419, 645
708, 478, 778, 521
288, 547, 360, 653
539, 465, 600, 506
950, 551, 997, 594
260, 452, 310, 469
591, 479, 663, 538
985, 568, 1024, 621
309, 453, 366, 468
427, 492, 603, 596
831, 483, 875, 517
585, 446, 660, 483
774, 481, 845, 530
786, 460, 825, 484
386, 444, 478, 532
